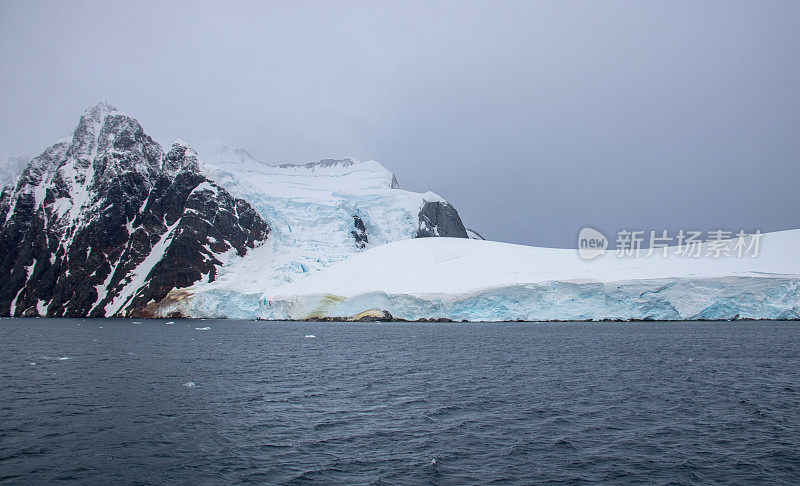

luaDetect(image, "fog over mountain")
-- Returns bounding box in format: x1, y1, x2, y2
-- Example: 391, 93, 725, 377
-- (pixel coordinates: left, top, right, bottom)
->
2, 1, 799, 247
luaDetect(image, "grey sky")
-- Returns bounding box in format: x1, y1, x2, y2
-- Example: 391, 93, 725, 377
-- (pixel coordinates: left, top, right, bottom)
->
1, 1, 798, 247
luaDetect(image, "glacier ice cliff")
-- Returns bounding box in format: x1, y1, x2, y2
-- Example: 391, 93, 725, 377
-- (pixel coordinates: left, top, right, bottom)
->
257, 277, 799, 322
244, 233, 800, 321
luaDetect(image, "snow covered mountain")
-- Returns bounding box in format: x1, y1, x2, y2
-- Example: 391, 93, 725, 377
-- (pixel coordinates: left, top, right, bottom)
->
0, 103, 269, 317
5, 102, 794, 321
253, 231, 800, 321
149, 141, 468, 317
0, 103, 467, 318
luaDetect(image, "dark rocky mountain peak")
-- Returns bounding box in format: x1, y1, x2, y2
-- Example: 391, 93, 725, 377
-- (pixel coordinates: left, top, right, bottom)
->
0, 103, 269, 317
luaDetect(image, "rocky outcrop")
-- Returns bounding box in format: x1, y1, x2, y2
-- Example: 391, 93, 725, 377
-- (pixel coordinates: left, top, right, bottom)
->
351, 215, 368, 249
0, 103, 269, 317
416, 200, 468, 238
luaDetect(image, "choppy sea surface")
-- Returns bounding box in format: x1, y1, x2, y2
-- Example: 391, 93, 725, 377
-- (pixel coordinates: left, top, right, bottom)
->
1, 319, 799, 485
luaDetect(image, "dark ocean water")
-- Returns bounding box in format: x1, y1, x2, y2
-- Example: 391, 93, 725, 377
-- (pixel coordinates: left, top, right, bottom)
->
1, 319, 799, 485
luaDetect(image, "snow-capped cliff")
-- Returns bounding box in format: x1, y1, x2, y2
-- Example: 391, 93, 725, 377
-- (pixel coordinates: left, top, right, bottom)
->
253, 230, 800, 321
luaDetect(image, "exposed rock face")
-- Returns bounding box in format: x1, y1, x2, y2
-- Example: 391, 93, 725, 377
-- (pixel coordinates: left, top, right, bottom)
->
351, 215, 368, 249
0, 103, 269, 317
416, 201, 468, 238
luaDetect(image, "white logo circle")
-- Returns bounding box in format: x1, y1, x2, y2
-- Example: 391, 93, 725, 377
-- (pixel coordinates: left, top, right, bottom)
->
577, 227, 608, 260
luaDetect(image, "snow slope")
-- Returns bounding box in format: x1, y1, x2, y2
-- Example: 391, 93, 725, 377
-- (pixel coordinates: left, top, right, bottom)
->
179, 142, 456, 317
256, 230, 800, 321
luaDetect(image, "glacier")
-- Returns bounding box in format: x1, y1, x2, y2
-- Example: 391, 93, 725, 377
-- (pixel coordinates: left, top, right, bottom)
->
155, 143, 800, 321
163, 142, 466, 318
250, 231, 800, 321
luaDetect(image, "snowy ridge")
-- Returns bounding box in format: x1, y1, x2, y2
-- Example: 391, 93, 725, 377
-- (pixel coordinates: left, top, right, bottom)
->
251, 230, 800, 321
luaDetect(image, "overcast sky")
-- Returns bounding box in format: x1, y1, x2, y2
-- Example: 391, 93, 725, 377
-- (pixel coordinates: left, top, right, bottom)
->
1, 1, 798, 247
